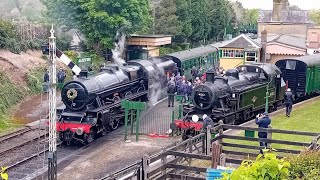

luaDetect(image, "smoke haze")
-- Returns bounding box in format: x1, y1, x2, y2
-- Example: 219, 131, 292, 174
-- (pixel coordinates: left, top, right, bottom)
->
112, 32, 126, 66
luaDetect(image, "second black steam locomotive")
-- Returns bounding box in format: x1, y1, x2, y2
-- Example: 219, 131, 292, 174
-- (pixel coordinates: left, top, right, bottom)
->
175, 63, 286, 130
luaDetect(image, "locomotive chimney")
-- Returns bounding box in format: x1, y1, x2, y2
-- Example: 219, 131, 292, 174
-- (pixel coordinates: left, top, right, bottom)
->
206, 68, 216, 83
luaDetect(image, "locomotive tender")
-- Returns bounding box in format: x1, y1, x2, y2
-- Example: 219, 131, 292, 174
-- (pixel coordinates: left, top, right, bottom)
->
175, 63, 287, 130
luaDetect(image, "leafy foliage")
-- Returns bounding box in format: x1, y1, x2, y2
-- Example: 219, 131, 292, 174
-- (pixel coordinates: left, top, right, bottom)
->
154, 0, 182, 35
220, 152, 291, 180
243, 9, 259, 29
309, 9, 320, 26
288, 151, 320, 179
0, 71, 24, 120
0, 19, 46, 53
42, 0, 152, 50
26, 67, 47, 95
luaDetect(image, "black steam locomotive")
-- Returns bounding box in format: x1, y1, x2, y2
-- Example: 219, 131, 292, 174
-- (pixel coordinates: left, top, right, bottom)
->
175, 63, 286, 130
57, 59, 175, 144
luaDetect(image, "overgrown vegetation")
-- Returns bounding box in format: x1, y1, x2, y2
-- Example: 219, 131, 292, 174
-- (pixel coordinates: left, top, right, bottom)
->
0, 71, 24, 133
26, 67, 47, 95
0, 19, 47, 54
220, 150, 320, 180
288, 151, 320, 179
220, 151, 291, 180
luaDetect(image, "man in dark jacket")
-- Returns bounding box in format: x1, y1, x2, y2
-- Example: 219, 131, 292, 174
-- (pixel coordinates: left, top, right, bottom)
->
284, 88, 294, 117
43, 70, 49, 82
202, 114, 214, 132
182, 126, 196, 141
167, 82, 176, 107
255, 112, 271, 147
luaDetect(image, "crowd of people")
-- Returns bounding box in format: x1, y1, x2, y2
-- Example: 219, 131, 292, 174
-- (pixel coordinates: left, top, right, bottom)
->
167, 66, 225, 107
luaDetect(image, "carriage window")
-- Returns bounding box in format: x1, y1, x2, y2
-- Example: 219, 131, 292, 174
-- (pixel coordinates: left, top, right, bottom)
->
285, 61, 297, 70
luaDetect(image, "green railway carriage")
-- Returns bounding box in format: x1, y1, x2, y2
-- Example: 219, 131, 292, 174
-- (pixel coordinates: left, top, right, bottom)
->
163, 45, 219, 80
275, 54, 320, 98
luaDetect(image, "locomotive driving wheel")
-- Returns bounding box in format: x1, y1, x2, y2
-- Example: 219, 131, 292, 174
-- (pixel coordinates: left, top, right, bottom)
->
109, 117, 120, 131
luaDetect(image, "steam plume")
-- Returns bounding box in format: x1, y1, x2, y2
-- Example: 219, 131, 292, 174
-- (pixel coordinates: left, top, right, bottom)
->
112, 31, 126, 66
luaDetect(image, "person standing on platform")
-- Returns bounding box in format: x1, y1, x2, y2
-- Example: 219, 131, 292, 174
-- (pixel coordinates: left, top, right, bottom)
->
202, 114, 214, 132
255, 112, 271, 148
284, 88, 294, 117
167, 81, 176, 107
187, 81, 193, 101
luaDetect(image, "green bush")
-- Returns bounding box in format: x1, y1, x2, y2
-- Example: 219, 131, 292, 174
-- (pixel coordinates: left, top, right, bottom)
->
0, 71, 24, 118
288, 151, 320, 180
26, 68, 45, 95
220, 151, 291, 180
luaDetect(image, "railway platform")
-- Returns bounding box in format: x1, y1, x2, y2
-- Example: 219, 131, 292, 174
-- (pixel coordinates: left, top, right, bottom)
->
136, 97, 185, 137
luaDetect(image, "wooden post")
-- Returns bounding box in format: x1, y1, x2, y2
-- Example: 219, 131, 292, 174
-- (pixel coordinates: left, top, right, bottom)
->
160, 148, 167, 175
142, 155, 149, 180
211, 141, 222, 168
267, 125, 272, 149
218, 120, 224, 144
206, 125, 212, 155
220, 153, 226, 167
188, 139, 193, 166
202, 133, 206, 154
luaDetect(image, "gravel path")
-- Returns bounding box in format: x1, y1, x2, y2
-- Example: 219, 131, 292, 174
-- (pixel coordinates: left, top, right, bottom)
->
55, 128, 180, 180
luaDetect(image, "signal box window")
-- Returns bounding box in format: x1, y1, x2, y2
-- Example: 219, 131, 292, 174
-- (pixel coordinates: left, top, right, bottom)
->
245, 52, 257, 62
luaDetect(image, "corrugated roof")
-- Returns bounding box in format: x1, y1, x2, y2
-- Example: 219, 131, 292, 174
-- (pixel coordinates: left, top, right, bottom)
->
258, 10, 313, 24
165, 45, 218, 61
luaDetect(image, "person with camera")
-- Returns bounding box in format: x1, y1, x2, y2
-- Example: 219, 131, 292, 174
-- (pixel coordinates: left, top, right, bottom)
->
255, 112, 271, 148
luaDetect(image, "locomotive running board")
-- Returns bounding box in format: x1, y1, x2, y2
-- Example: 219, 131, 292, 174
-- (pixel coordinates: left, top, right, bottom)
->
86, 90, 148, 113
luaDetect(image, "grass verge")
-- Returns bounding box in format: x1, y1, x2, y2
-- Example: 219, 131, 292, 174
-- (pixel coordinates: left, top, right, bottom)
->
224, 98, 320, 152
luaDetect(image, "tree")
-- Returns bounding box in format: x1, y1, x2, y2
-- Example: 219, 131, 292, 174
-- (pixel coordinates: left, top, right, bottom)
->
309, 9, 320, 26
154, 0, 182, 35
174, 0, 193, 43
243, 9, 259, 29
207, 0, 231, 41
42, 0, 152, 50
190, 0, 210, 44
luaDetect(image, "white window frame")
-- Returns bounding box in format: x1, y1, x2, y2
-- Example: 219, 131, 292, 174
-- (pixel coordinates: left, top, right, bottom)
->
245, 52, 257, 62
222, 49, 244, 58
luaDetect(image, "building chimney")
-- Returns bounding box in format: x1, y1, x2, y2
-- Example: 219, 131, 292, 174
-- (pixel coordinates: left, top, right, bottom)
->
261, 27, 268, 63
272, 0, 282, 22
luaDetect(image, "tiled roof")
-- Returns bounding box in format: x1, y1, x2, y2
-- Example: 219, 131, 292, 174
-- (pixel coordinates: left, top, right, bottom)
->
258, 10, 314, 24
221, 34, 260, 49
254, 34, 307, 50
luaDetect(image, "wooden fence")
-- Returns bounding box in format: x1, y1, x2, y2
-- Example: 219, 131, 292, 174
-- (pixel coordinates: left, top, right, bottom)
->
102, 121, 320, 180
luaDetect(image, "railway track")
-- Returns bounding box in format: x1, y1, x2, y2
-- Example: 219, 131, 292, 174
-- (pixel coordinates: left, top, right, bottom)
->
0, 127, 80, 180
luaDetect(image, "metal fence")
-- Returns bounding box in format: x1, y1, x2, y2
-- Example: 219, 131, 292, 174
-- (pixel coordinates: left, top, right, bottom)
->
130, 95, 190, 135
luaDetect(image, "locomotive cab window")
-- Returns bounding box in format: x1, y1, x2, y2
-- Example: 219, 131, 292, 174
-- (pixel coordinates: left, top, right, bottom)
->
285, 60, 297, 70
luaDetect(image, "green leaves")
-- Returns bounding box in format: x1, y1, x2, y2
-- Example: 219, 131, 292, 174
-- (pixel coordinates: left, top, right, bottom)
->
220, 152, 291, 180
43, 0, 152, 50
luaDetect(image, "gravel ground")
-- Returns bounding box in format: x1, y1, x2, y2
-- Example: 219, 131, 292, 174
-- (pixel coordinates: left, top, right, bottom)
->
55, 128, 180, 180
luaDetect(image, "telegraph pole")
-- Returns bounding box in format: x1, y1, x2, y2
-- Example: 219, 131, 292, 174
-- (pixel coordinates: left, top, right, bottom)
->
48, 25, 57, 180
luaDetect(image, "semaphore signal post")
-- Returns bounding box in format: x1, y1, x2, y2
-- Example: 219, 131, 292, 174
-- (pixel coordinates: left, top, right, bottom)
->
48, 25, 57, 180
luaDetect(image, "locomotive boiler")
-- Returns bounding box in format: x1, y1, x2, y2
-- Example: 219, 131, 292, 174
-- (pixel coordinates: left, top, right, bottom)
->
175, 63, 286, 131
57, 59, 174, 144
